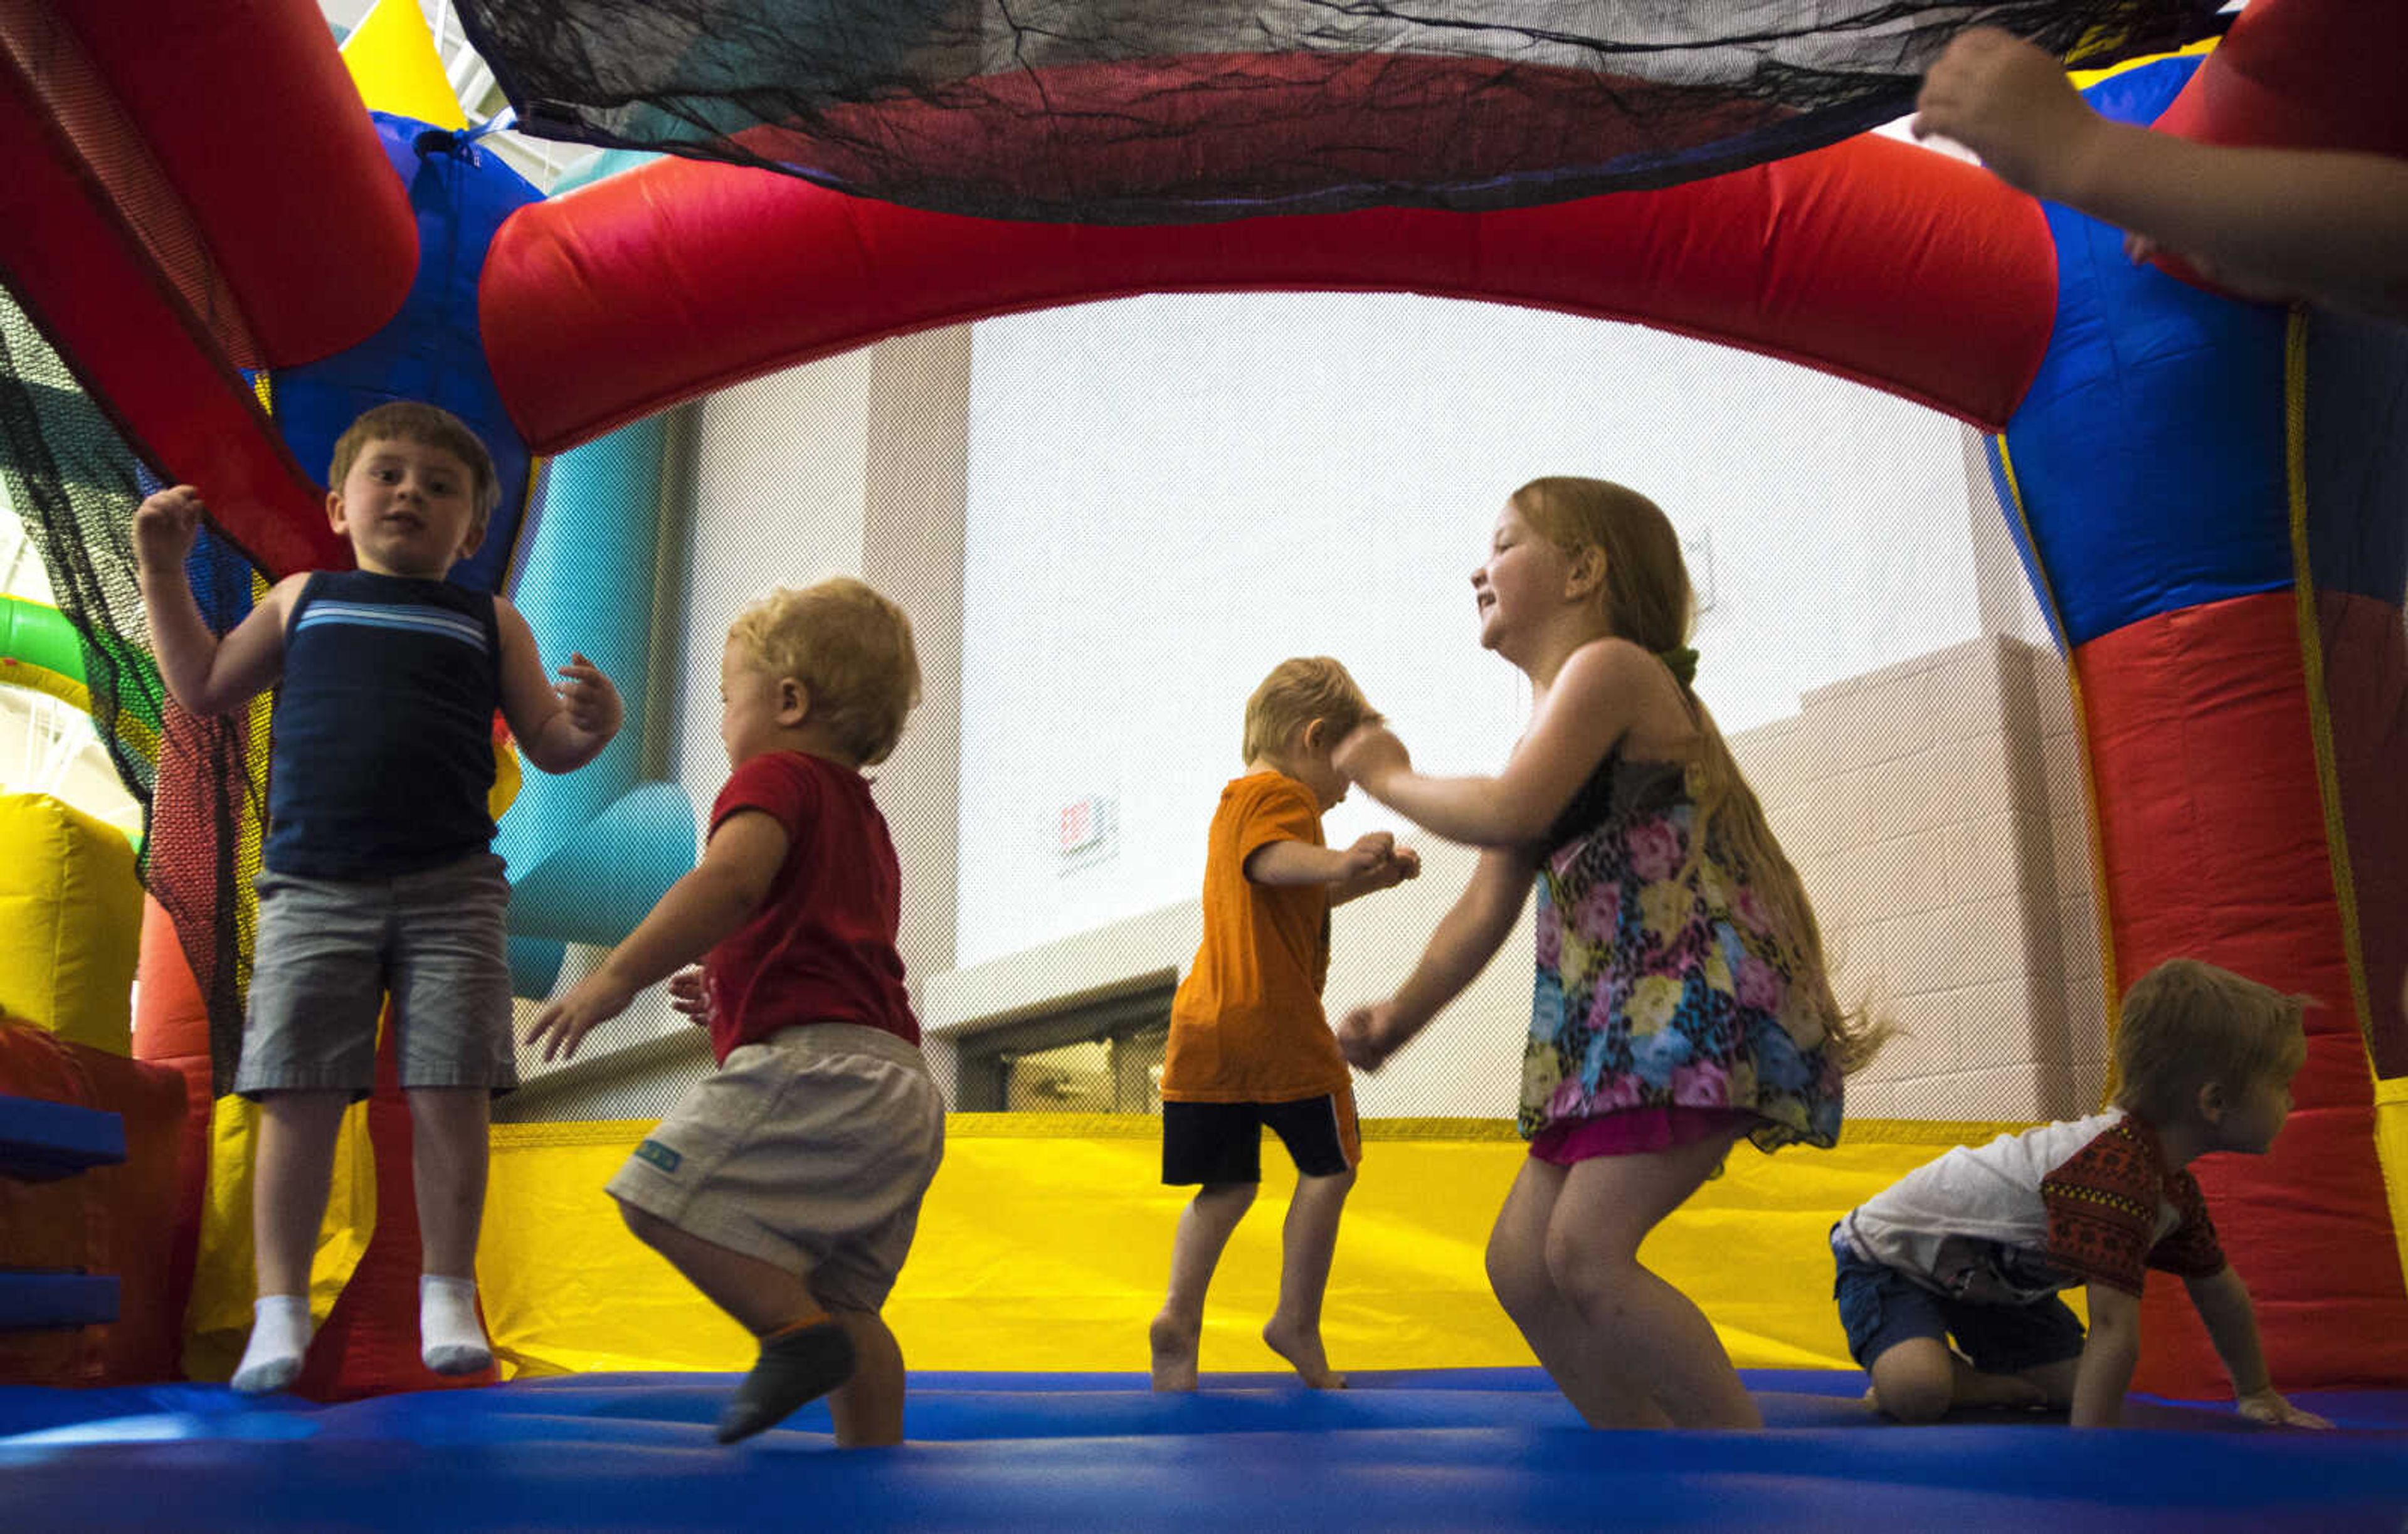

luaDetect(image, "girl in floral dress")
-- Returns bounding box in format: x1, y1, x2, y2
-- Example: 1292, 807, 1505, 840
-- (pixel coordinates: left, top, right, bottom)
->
1334, 476, 1881, 1429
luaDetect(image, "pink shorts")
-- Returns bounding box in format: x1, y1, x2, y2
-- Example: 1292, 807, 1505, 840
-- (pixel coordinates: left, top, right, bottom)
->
1527, 1106, 1763, 1165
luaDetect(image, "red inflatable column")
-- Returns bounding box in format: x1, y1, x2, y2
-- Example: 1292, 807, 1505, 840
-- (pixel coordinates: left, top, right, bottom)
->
2078, 593, 2408, 1394
129, 893, 215, 1368
292, 1020, 499, 1403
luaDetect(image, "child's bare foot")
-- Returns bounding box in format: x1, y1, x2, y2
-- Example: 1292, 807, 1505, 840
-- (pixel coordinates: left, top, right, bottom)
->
1954, 1370, 2049, 1410
1149, 1312, 1200, 1392
1865, 1369, 2047, 1419
1262, 1316, 1346, 1389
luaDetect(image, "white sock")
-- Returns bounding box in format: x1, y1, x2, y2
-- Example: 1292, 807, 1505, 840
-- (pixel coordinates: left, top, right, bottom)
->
420, 1274, 492, 1376
231, 1294, 312, 1395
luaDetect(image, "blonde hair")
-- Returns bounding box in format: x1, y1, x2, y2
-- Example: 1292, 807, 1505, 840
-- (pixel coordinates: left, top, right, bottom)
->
2113, 958, 2308, 1125
727, 577, 922, 766
1511, 475, 1884, 1073
1242, 657, 1378, 764
329, 400, 502, 518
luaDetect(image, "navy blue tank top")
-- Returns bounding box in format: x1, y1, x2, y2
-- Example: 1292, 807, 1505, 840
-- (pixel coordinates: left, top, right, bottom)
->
265, 571, 501, 879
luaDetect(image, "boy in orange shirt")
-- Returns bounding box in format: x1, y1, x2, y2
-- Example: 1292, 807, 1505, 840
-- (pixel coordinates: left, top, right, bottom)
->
1149, 658, 1420, 1391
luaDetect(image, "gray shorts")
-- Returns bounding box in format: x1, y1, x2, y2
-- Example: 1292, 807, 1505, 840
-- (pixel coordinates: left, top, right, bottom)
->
233, 852, 517, 1100
606, 1023, 946, 1313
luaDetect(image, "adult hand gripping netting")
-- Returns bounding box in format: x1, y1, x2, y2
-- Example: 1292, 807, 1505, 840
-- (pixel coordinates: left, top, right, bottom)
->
453, 1, 2229, 223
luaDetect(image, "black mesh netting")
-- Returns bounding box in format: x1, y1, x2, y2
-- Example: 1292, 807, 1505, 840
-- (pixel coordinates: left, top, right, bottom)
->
1, 287, 266, 1089
455, 1, 2227, 223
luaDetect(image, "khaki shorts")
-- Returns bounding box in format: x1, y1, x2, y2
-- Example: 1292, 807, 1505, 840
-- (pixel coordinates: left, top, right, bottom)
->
234, 852, 515, 1100
606, 1024, 945, 1312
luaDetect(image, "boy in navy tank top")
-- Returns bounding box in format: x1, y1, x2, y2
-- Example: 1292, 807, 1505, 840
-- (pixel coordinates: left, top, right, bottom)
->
524, 578, 941, 1447
135, 401, 625, 1395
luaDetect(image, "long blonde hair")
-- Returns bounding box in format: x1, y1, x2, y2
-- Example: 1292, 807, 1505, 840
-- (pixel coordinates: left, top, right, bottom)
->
1512, 476, 1886, 1073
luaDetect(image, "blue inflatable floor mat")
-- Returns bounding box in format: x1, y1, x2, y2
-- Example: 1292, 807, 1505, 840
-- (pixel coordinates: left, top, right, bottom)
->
3, 1368, 2402, 1532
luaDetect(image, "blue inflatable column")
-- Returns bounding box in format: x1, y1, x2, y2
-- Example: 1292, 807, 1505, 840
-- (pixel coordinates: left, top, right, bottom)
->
495, 416, 695, 995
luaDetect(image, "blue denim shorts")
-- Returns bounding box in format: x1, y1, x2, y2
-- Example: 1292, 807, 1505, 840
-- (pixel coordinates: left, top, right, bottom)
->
1831, 1232, 2086, 1376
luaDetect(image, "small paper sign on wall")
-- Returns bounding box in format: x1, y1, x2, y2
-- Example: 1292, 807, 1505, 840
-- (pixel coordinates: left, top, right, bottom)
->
1057, 791, 1118, 874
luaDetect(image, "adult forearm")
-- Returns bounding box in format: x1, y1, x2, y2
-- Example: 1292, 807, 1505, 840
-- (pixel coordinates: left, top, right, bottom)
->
1368, 772, 1530, 848
2059, 127, 2408, 320
1391, 897, 1518, 1029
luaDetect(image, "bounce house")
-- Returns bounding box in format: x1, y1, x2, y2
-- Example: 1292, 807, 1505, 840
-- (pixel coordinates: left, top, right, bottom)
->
1, 0, 2404, 1528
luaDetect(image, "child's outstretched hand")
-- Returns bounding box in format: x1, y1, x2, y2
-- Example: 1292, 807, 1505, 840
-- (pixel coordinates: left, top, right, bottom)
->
2236, 1387, 2333, 1430
132, 485, 207, 575
1333, 722, 1409, 790
1349, 838, 1420, 893
556, 653, 625, 743
665, 965, 709, 1025
524, 968, 640, 1064
1337, 1001, 1407, 1071
1912, 28, 2099, 201
1341, 831, 1397, 881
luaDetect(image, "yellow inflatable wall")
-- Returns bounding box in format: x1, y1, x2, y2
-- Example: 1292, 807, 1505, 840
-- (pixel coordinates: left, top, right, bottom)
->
0, 793, 140, 1055
474, 1114, 2083, 1377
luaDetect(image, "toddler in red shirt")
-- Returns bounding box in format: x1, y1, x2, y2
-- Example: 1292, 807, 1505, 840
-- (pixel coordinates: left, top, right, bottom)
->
526, 576, 937, 1446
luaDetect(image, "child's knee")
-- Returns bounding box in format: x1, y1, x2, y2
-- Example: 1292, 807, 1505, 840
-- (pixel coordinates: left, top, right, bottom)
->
1307, 1165, 1357, 1195
257, 1089, 349, 1134
1867, 1346, 1953, 1424
1539, 1225, 1634, 1306
1196, 1181, 1256, 1213
1871, 1378, 1951, 1424
1484, 1232, 1555, 1318
2020, 1359, 2079, 1409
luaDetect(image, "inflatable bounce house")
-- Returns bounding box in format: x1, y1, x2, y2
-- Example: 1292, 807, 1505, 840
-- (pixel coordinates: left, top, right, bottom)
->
2, 0, 2404, 1527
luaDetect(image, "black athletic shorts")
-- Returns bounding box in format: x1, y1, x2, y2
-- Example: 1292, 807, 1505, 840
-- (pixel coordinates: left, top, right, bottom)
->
1161, 1091, 1361, 1184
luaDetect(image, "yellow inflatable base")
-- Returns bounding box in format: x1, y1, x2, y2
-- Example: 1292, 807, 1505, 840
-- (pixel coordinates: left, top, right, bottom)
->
182, 1094, 381, 1382
475, 1115, 2089, 1378
2377, 1076, 2408, 1300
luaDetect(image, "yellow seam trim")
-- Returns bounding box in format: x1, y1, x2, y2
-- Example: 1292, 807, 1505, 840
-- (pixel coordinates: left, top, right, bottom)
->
2067, 34, 2220, 89
1996, 436, 2121, 1101
2288, 310, 2408, 1301
236, 371, 273, 1003
2283, 310, 2376, 1062
236, 574, 273, 998
490, 1114, 2042, 1150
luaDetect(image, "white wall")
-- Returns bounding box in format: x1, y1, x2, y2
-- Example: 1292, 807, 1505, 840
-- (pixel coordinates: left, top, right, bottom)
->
515, 291, 2049, 1124
956, 292, 1982, 968
674, 354, 875, 808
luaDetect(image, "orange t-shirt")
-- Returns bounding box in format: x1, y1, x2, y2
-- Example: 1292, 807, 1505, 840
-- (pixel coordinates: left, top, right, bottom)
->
1159, 771, 1348, 1104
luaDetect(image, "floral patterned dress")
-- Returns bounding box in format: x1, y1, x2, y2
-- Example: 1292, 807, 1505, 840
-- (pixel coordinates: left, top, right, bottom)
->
1519, 751, 1844, 1152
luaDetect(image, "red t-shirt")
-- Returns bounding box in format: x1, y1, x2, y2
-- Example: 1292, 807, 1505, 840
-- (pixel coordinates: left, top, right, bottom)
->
699, 751, 919, 1062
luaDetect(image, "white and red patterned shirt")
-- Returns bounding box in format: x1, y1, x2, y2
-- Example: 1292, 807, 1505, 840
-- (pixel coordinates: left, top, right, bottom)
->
1840, 1110, 2226, 1301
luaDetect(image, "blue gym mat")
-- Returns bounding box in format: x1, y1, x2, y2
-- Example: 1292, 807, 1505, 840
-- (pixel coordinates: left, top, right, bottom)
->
3, 1369, 2402, 1532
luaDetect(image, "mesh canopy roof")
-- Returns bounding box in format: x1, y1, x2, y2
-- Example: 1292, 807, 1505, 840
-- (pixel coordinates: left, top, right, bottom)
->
455, 1, 2227, 223
1, 291, 263, 1081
